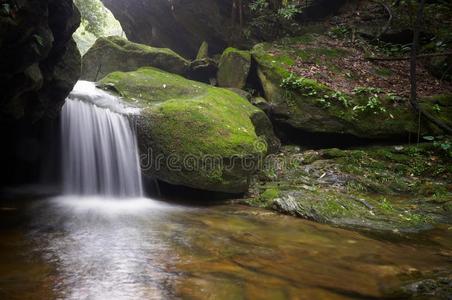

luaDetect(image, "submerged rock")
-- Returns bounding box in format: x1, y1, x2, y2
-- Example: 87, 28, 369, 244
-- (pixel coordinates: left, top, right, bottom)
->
217, 48, 251, 89
81, 36, 189, 81
99, 67, 279, 193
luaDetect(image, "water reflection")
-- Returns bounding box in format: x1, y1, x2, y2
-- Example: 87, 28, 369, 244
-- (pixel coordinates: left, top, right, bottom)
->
30, 197, 184, 300
0, 197, 451, 300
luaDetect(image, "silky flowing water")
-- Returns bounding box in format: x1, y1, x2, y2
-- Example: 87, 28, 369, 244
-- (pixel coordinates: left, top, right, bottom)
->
0, 197, 451, 300
61, 81, 142, 197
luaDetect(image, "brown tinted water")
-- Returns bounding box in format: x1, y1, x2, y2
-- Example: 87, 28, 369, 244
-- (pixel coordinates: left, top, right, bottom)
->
0, 196, 451, 300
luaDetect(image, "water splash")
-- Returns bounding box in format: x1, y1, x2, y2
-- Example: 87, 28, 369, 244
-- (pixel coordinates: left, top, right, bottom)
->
61, 81, 143, 197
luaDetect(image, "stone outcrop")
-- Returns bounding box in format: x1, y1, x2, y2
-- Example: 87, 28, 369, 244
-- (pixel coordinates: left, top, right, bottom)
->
217, 47, 251, 89
0, 0, 81, 121
81, 36, 189, 81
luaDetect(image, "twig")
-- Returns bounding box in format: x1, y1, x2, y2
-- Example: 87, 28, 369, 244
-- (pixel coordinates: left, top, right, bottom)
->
349, 196, 375, 210
366, 52, 452, 61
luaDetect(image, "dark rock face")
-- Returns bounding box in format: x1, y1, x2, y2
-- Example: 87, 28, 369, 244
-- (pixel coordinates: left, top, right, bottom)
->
101, 0, 232, 58
0, 0, 81, 122
0, 0, 80, 188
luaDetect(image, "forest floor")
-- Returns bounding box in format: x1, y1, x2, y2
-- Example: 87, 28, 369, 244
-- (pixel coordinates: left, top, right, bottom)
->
283, 35, 452, 98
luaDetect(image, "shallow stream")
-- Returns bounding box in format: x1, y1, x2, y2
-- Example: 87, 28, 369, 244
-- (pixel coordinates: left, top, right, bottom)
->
1, 196, 451, 299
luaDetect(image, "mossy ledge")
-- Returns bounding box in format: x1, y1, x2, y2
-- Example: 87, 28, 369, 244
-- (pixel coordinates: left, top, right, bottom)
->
251, 34, 452, 140
81, 36, 189, 81
100, 67, 278, 193
245, 143, 452, 233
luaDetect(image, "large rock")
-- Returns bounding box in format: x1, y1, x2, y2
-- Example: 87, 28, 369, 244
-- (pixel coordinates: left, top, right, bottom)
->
0, 0, 81, 121
99, 67, 278, 193
217, 47, 251, 89
251, 35, 452, 140
81, 36, 189, 81
101, 0, 231, 58
0, 0, 80, 188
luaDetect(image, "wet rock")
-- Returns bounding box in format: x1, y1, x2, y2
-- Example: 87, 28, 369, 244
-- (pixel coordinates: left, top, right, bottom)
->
394, 275, 452, 300
246, 144, 452, 233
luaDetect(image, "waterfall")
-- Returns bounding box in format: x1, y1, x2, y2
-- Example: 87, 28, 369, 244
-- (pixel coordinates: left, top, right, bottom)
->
61, 81, 143, 197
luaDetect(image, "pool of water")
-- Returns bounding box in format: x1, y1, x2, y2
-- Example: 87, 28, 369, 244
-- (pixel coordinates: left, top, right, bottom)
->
0, 196, 451, 299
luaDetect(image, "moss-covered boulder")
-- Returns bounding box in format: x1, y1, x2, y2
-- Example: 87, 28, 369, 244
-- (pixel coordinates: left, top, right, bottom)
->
217, 48, 251, 89
99, 67, 278, 193
251, 35, 452, 140
81, 36, 189, 81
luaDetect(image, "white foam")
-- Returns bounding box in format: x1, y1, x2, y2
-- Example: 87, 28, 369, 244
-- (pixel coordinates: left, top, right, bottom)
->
50, 196, 179, 215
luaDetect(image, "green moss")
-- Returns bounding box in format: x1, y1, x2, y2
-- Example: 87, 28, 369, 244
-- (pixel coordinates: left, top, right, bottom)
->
94, 36, 184, 59
322, 148, 348, 159
261, 188, 280, 201
252, 34, 451, 139
81, 36, 189, 81
378, 198, 396, 213
247, 143, 451, 232
101, 67, 271, 193
217, 47, 251, 89
146, 88, 263, 158
319, 197, 347, 217
100, 67, 204, 105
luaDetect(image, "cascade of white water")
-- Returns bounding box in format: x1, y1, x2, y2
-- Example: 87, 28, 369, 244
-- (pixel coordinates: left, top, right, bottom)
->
61, 81, 143, 197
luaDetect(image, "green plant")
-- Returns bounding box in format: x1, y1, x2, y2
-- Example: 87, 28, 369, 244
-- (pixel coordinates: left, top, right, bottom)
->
352, 87, 388, 114
422, 136, 452, 157
353, 86, 384, 95
328, 25, 350, 39
331, 91, 350, 107
249, 0, 269, 12
353, 95, 387, 114
277, 4, 301, 20
379, 198, 395, 213
387, 92, 403, 103
74, 0, 108, 37
432, 104, 441, 113
246, 0, 303, 40
320, 92, 349, 109
281, 73, 317, 96
318, 97, 331, 108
